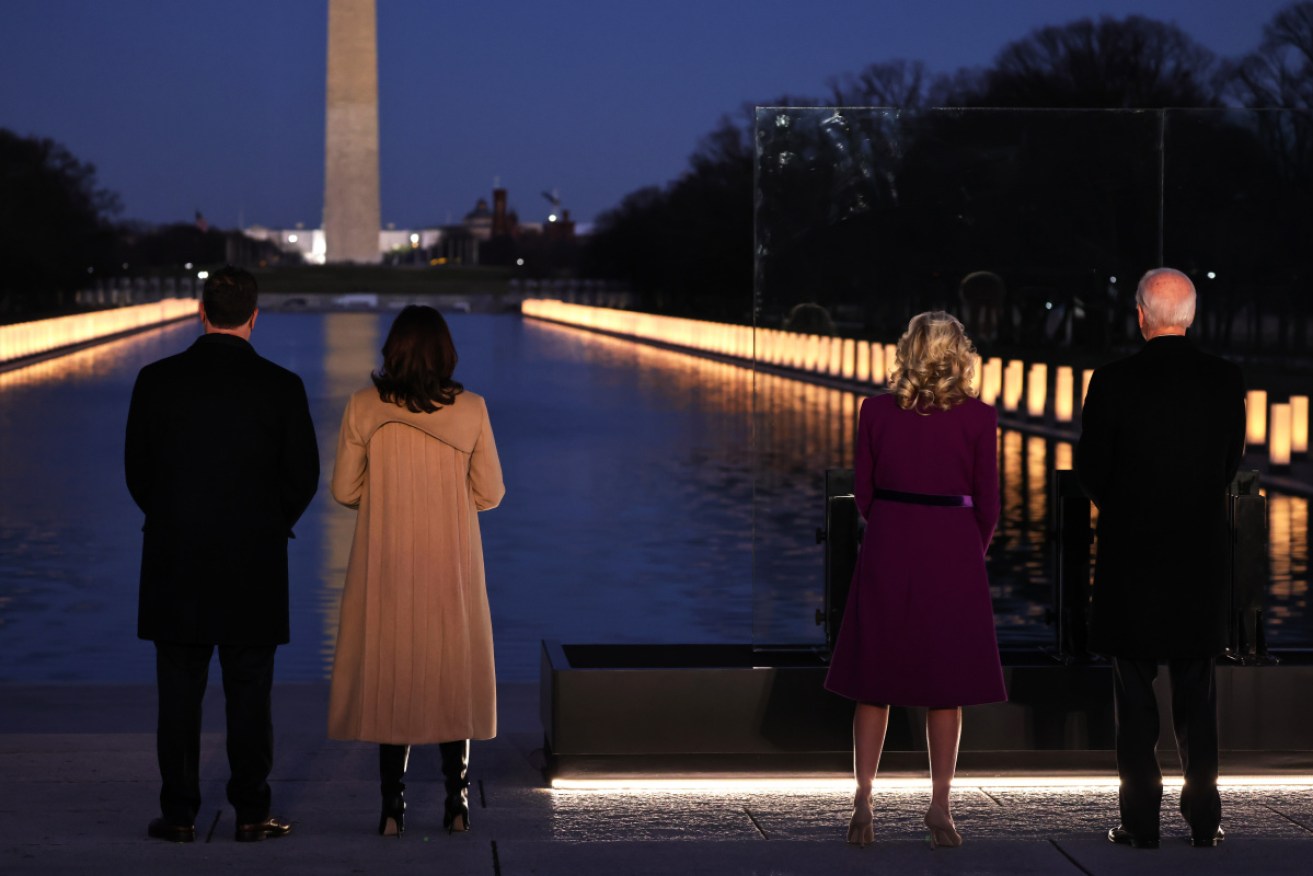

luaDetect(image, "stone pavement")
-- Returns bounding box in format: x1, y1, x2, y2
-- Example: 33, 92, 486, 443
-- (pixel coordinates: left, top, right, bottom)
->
2, 682, 1311, 875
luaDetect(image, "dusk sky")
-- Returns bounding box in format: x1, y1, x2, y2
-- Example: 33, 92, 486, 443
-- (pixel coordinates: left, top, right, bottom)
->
0, 0, 1296, 232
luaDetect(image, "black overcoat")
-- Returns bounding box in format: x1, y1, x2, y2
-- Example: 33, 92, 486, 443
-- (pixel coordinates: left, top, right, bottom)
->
125, 333, 320, 645
1075, 335, 1245, 658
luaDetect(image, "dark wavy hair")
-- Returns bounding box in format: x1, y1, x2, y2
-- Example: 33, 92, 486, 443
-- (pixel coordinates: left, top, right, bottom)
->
372, 306, 464, 413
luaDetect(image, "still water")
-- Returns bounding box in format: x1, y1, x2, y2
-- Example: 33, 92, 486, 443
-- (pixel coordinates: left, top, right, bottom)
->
0, 313, 1307, 683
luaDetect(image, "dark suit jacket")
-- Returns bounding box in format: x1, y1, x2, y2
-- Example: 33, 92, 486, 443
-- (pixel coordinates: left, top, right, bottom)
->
125, 333, 320, 645
1076, 335, 1245, 658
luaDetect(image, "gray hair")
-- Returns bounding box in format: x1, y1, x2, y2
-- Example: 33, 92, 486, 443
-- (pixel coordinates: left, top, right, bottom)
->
1136, 267, 1196, 331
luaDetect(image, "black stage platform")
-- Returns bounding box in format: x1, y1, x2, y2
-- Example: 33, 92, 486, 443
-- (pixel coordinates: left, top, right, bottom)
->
540, 642, 1313, 776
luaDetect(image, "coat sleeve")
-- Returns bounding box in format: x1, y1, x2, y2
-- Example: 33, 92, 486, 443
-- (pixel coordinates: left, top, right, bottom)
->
281, 374, 321, 533
1075, 369, 1113, 508
971, 404, 1000, 550
124, 368, 153, 514
331, 395, 367, 509
470, 399, 505, 511
853, 398, 876, 520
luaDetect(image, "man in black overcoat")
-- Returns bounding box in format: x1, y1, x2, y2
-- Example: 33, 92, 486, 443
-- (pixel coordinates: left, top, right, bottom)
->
125, 267, 319, 843
1077, 267, 1245, 850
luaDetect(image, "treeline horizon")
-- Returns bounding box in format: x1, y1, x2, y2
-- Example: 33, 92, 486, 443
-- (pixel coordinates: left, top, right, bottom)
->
4, 3, 1313, 354
583, 3, 1313, 358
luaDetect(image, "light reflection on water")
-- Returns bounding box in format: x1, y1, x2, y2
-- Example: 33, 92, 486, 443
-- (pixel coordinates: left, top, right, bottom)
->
0, 322, 203, 682
0, 312, 1308, 683
1268, 494, 1311, 634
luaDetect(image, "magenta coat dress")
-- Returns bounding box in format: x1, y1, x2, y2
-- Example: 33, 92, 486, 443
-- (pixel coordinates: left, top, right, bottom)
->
824, 393, 1006, 708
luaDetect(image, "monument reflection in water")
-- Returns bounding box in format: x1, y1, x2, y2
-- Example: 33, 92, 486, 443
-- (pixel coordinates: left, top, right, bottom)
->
0, 311, 1307, 684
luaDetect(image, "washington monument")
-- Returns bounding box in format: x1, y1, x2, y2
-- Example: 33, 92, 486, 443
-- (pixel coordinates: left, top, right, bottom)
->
324, 0, 381, 263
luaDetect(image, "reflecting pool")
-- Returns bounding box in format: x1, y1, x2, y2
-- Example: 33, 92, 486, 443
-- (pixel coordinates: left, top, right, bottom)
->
0, 313, 1307, 682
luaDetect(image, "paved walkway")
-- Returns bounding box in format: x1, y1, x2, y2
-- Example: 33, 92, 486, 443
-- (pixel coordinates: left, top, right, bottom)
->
2, 682, 1311, 874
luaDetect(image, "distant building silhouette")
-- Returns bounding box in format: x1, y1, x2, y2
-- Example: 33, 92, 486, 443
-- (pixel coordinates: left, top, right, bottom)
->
245, 181, 578, 268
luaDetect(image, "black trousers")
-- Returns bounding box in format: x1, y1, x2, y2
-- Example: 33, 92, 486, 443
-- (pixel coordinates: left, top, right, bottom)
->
154, 642, 276, 826
1112, 656, 1221, 839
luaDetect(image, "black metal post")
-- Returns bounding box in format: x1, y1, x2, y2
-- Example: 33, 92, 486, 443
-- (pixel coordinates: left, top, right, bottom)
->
1227, 471, 1274, 665
817, 468, 860, 653
1053, 470, 1093, 662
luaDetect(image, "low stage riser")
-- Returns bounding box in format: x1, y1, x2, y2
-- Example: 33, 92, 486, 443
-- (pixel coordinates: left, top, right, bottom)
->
541, 643, 1313, 773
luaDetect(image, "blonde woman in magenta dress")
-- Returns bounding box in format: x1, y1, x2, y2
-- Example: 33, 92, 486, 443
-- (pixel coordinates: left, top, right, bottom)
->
824, 311, 1005, 847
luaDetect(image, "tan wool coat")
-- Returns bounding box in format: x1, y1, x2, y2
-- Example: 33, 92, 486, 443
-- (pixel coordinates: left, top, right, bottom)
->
327, 386, 505, 744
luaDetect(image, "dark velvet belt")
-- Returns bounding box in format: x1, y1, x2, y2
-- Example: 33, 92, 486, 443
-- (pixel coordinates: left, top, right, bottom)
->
871, 487, 973, 508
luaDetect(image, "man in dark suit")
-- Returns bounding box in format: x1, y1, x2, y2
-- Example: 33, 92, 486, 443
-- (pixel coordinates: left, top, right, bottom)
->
1077, 267, 1245, 850
125, 266, 319, 843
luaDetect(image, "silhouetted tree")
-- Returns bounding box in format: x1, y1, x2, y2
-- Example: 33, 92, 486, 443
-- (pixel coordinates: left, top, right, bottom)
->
1220, 1, 1313, 108
975, 16, 1221, 108
119, 222, 297, 272
123, 223, 228, 267
585, 114, 755, 319
1216, 2, 1313, 194
826, 60, 937, 107
1211, 2, 1313, 354
0, 129, 120, 317
583, 185, 672, 307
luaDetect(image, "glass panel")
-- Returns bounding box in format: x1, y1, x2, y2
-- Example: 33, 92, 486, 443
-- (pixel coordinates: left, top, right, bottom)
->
1164, 108, 1313, 647
1162, 109, 1313, 357
752, 107, 1163, 649
755, 105, 1312, 651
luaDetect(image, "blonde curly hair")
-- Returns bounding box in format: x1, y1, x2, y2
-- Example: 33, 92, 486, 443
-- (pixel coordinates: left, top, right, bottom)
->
890, 311, 978, 413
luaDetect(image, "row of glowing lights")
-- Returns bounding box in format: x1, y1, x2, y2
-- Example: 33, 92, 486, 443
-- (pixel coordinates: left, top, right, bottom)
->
0, 299, 197, 363
523, 300, 1310, 466
3, 300, 1307, 468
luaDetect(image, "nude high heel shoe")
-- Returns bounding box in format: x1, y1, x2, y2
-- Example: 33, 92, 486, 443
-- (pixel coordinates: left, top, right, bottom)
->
924, 804, 963, 848
847, 792, 874, 847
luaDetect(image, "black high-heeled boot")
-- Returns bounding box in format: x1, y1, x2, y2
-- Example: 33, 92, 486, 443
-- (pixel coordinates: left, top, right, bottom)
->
438, 740, 470, 833
378, 743, 410, 837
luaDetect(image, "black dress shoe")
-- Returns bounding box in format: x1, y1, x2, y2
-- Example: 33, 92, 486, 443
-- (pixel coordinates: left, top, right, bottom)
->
1190, 826, 1225, 847
1108, 826, 1159, 849
235, 816, 292, 842
147, 818, 195, 843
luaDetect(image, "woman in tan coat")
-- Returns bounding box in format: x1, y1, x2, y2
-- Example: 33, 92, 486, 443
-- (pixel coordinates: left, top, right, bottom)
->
327, 305, 504, 838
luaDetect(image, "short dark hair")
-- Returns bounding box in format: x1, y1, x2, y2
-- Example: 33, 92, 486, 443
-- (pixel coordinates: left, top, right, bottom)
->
372, 305, 464, 413
202, 266, 258, 328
